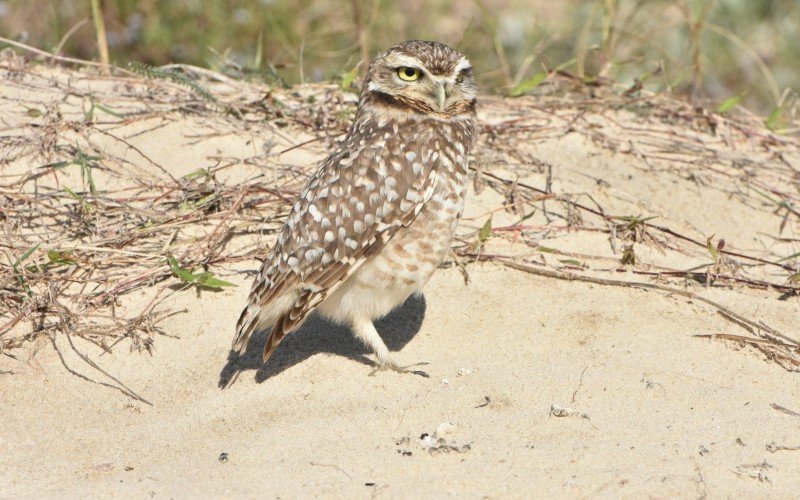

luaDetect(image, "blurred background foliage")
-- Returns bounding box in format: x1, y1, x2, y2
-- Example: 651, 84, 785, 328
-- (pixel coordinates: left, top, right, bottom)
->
1, 0, 797, 113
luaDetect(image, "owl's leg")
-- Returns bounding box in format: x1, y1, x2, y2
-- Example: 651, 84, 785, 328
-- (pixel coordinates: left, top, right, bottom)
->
352, 319, 429, 377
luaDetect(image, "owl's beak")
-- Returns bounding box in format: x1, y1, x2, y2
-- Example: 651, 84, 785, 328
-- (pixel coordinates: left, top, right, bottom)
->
435, 81, 447, 112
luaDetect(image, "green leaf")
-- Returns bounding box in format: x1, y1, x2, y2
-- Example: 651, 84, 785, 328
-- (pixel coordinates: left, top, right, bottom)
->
194, 273, 236, 288
340, 64, 359, 91
75, 150, 98, 195
11, 245, 39, 297
44, 160, 71, 171
611, 214, 657, 231
167, 256, 197, 283
706, 235, 718, 260
716, 95, 741, 114
94, 103, 123, 118
47, 250, 75, 265
558, 259, 583, 267
509, 72, 548, 97
85, 164, 96, 195
779, 250, 800, 262
535, 246, 559, 253
26, 107, 43, 118
766, 107, 783, 130
64, 186, 93, 212
193, 193, 216, 208
183, 168, 211, 180
788, 273, 800, 283
479, 215, 493, 242
129, 61, 217, 103
13, 243, 40, 267
166, 258, 235, 289
64, 186, 79, 200
611, 215, 657, 223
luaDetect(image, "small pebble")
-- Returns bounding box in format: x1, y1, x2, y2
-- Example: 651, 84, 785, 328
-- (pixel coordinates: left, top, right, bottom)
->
435, 422, 456, 438
550, 404, 589, 419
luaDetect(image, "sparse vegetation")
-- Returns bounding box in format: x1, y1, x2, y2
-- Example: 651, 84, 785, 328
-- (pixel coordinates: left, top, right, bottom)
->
0, 58, 797, 372
2, 4, 800, 496
0, 0, 798, 114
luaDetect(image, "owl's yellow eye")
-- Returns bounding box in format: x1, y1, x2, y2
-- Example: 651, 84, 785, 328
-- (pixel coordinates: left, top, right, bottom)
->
397, 67, 421, 81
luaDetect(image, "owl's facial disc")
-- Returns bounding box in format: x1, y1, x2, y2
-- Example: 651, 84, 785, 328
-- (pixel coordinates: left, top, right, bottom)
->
394, 67, 449, 112
366, 47, 477, 115
387, 55, 474, 112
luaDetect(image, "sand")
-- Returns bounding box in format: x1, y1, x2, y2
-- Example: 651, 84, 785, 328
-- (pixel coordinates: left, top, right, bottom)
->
1, 60, 799, 498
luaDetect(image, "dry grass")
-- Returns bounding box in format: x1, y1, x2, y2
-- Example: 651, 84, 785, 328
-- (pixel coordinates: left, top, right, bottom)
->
3, 0, 800, 113
1, 45, 798, 375
0, 48, 354, 361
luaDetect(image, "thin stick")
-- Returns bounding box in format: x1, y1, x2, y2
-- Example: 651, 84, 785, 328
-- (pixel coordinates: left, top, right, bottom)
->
492, 257, 799, 348
54, 18, 89, 55
472, 167, 796, 272
0, 35, 124, 73
352, 0, 369, 76
90, 0, 110, 73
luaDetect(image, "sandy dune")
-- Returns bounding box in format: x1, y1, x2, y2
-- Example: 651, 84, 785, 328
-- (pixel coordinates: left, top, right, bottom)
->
1, 61, 799, 498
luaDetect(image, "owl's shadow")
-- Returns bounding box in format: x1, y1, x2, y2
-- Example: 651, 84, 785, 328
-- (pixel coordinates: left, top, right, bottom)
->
218, 294, 426, 387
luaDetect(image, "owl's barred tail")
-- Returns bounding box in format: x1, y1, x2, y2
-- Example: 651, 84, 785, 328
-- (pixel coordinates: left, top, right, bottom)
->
232, 304, 291, 363
232, 305, 259, 353
231, 292, 298, 361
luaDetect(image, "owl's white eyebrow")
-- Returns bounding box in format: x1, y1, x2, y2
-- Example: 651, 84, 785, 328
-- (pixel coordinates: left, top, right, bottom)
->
453, 58, 472, 75
389, 54, 425, 69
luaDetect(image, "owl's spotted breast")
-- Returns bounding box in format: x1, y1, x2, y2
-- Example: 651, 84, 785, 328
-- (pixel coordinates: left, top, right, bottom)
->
317, 115, 472, 323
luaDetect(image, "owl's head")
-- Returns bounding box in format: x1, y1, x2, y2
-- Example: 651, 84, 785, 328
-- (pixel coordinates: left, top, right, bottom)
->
361, 40, 477, 117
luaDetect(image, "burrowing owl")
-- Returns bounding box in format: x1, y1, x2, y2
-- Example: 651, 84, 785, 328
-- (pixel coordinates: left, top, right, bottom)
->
234, 40, 477, 375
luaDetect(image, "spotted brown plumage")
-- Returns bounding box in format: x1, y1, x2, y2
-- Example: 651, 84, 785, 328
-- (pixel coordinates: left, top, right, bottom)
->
234, 40, 477, 374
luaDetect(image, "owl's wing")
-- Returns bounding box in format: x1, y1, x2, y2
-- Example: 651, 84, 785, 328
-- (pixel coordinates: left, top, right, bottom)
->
234, 139, 440, 362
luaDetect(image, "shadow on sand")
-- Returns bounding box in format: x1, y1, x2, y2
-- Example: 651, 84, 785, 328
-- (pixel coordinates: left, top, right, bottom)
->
218, 293, 426, 387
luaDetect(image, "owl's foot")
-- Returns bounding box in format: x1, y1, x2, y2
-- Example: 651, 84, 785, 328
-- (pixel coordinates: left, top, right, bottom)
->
369, 360, 430, 378
352, 319, 429, 377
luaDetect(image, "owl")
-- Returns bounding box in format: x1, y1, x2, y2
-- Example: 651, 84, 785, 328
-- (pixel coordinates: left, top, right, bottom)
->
233, 40, 477, 375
